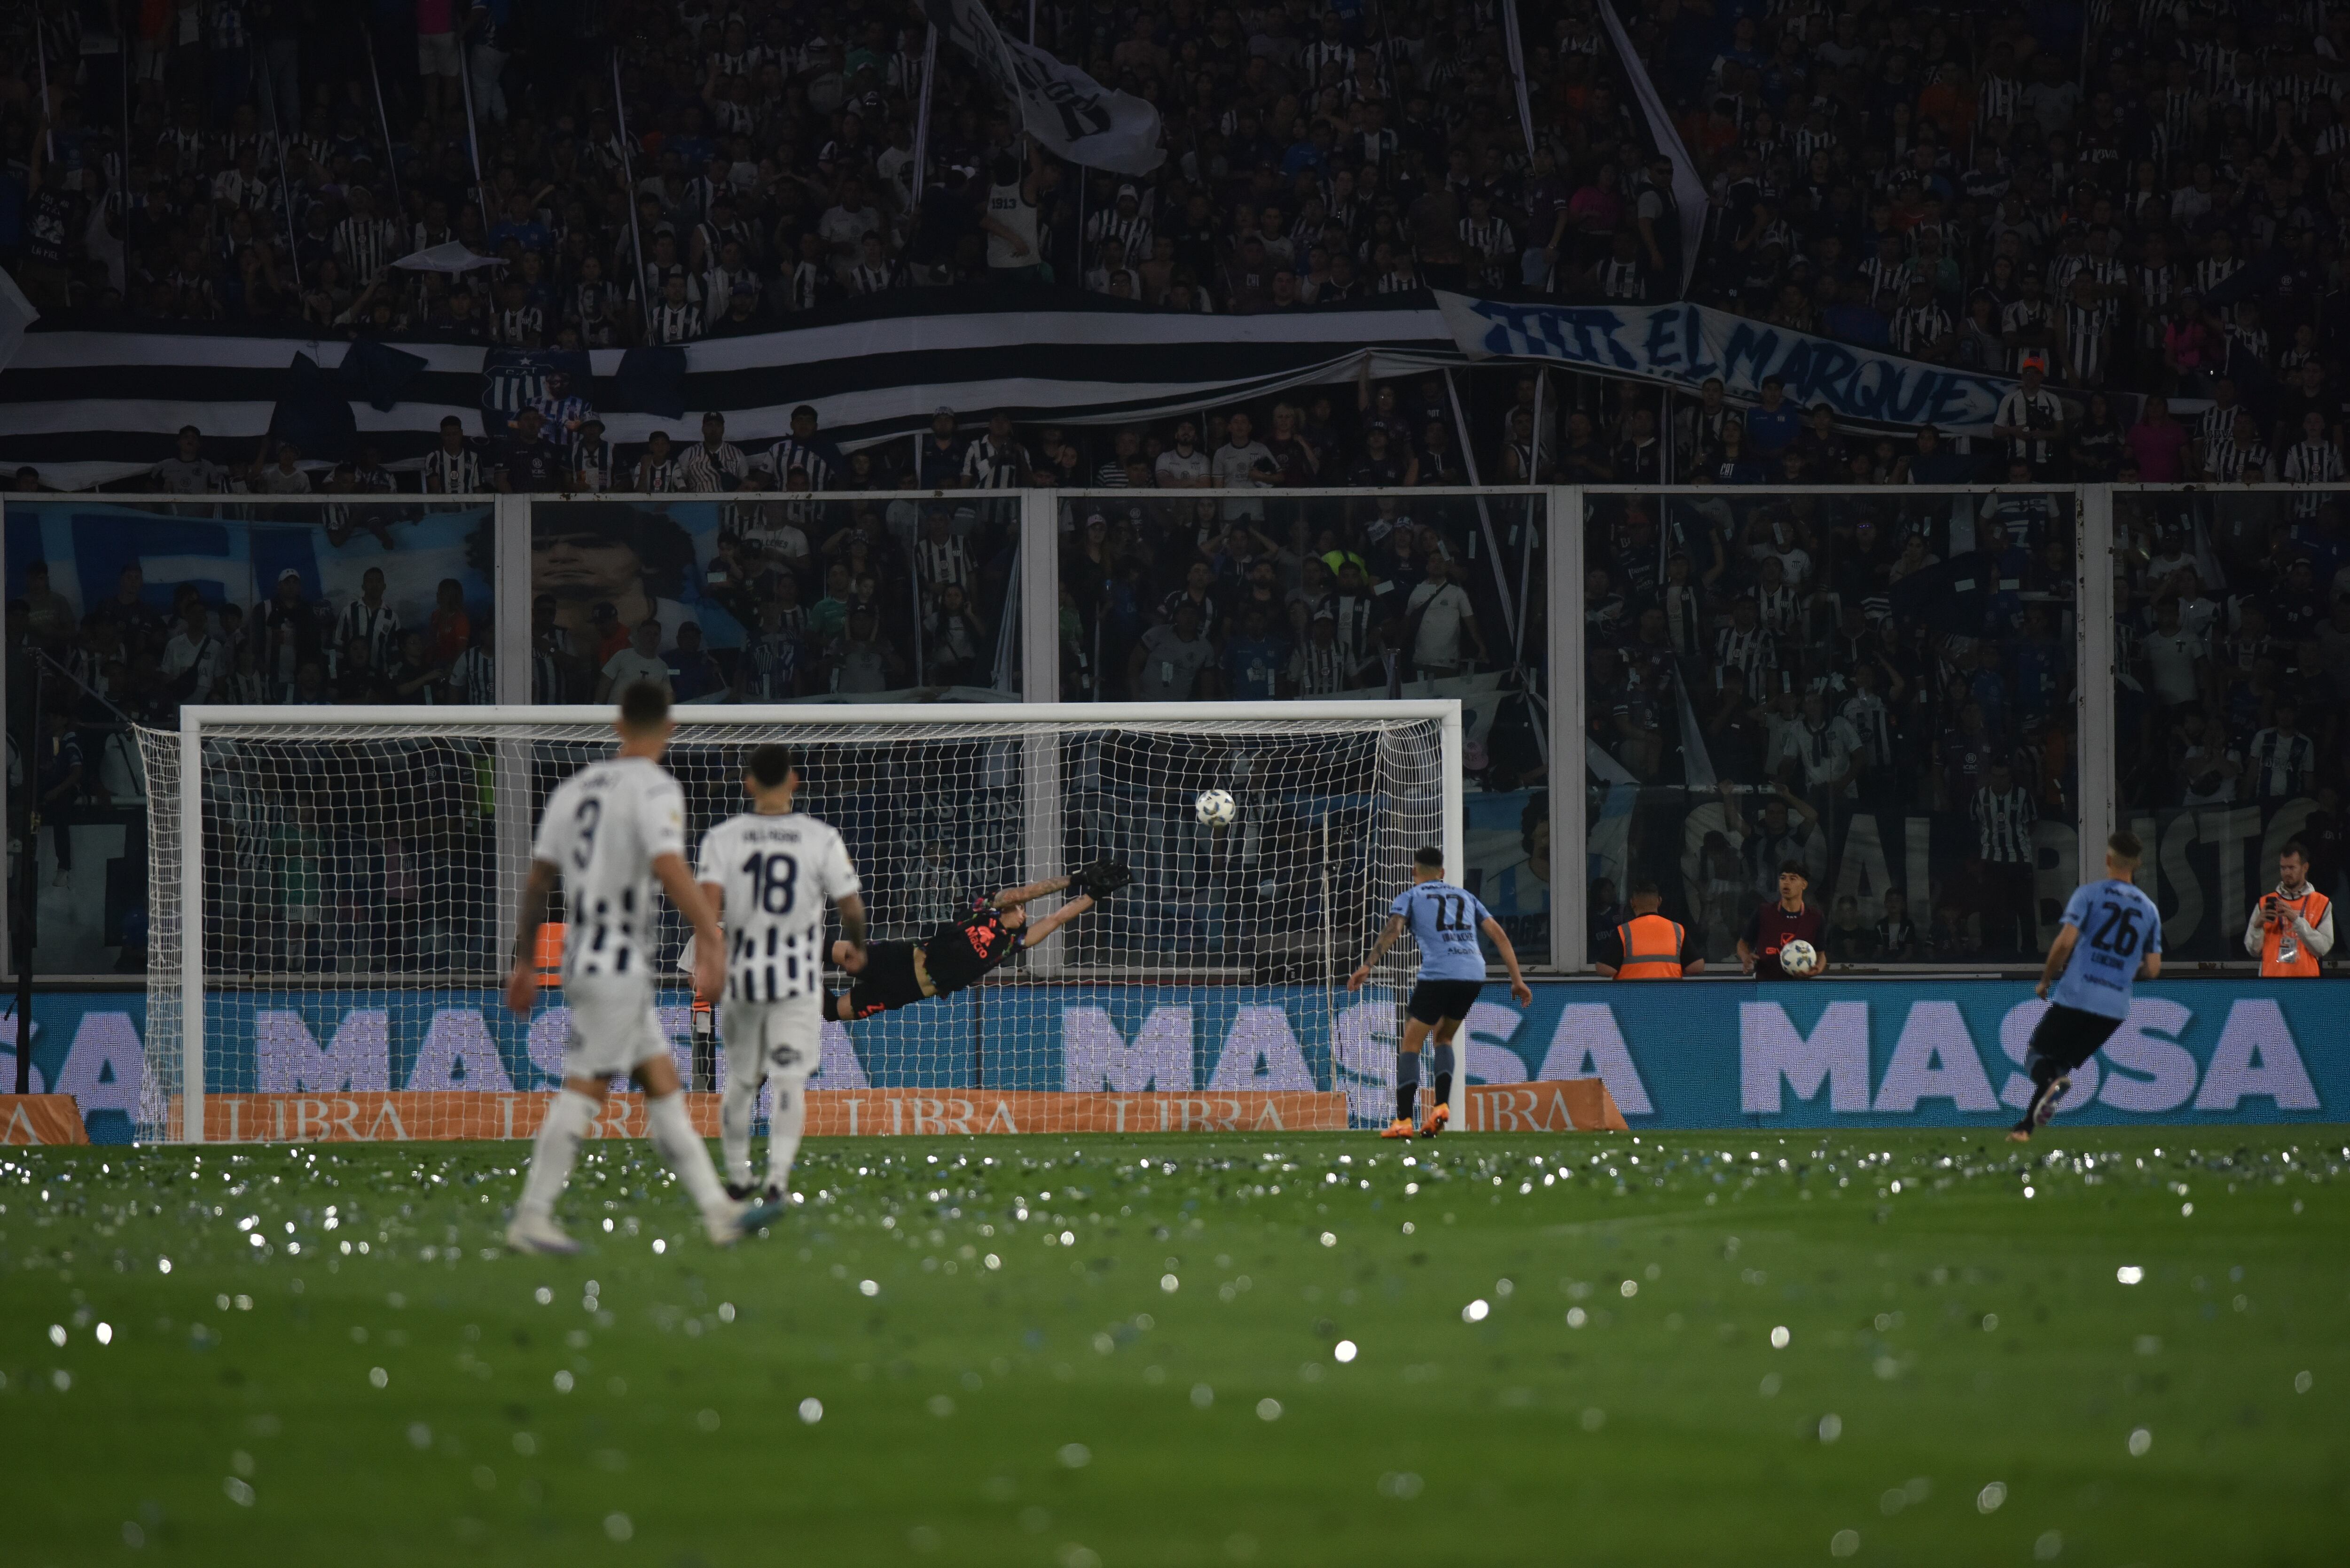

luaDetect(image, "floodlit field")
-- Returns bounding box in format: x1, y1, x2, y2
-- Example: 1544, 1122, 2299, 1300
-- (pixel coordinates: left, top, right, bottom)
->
2, 1127, 2343, 1565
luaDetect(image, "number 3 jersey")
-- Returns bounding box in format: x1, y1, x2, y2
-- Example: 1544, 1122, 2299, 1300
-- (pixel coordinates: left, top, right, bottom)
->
1391, 879, 1492, 981
695, 811, 860, 1001
2051, 877, 2164, 1019
533, 757, 687, 985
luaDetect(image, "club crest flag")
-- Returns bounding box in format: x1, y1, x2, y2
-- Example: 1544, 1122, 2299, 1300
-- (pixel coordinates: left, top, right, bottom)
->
920, 0, 1165, 173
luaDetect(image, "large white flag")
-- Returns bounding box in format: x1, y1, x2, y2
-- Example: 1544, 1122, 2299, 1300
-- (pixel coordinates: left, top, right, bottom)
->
921, 0, 1164, 174
1598, 0, 1709, 296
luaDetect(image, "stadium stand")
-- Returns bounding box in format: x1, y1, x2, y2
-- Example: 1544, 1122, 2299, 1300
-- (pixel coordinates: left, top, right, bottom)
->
4, 0, 2349, 979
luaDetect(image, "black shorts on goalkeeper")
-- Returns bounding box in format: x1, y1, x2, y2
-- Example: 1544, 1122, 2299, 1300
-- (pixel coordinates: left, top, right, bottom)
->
839, 941, 927, 1020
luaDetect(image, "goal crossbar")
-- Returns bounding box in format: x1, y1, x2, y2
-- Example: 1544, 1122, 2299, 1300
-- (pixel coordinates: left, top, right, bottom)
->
149, 702, 1465, 1144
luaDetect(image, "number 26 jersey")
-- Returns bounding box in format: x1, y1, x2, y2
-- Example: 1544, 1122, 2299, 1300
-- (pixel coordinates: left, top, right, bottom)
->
2051, 878, 2163, 1019
695, 812, 860, 1001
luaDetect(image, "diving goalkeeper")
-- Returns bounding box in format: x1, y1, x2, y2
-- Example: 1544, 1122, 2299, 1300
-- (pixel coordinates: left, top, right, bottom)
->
829, 860, 1132, 1021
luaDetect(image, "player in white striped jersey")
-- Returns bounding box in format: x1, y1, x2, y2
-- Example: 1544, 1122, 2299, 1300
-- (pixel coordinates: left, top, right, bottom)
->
694, 745, 866, 1204
502, 683, 775, 1254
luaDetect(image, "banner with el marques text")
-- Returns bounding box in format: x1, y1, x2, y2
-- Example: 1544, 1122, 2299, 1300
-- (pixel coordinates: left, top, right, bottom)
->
1436, 291, 2020, 436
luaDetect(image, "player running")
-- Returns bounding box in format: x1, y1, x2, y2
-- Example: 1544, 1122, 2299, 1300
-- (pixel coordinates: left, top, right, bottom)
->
2013, 831, 2163, 1143
502, 682, 776, 1255
828, 860, 1133, 1021
1346, 845, 1534, 1139
695, 744, 866, 1204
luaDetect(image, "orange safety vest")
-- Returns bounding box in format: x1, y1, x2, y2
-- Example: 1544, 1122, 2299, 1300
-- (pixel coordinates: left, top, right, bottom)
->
534, 922, 567, 989
2260, 888, 2329, 977
1613, 913, 1686, 979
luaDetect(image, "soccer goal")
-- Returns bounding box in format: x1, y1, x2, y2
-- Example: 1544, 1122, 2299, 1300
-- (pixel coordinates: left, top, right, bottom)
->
134, 702, 1462, 1144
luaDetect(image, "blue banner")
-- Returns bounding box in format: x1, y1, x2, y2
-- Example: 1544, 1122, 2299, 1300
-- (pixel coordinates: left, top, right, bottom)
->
16, 979, 2340, 1141
1437, 291, 2018, 435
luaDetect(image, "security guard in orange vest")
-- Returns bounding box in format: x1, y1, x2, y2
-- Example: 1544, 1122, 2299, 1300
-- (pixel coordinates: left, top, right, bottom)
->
534, 922, 567, 989
1595, 879, 1703, 978
2243, 839, 2333, 976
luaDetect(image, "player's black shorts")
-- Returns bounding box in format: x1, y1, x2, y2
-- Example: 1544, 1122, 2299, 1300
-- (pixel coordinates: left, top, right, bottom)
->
845, 942, 926, 1020
1406, 978, 1484, 1026
2026, 1002, 2124, 1070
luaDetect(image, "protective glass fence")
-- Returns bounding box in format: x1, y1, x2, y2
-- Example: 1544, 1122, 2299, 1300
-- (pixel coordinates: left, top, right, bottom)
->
6, 495, 495, 976
1057, 482, 1554, 971
2113, 484, 2350, 966
531, 493, 1020, 704
1582, 487, 2081, 970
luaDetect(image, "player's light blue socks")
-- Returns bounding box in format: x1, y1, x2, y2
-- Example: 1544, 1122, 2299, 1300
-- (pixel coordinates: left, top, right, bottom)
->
1431, 1044, 1456, 1107
519, 1089, 600, 1220
1394, 1050, 1421, 1123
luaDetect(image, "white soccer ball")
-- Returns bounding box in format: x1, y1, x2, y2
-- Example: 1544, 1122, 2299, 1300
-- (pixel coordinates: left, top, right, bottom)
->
1195, 788, 1237, 828
1778, 938, 1821, 977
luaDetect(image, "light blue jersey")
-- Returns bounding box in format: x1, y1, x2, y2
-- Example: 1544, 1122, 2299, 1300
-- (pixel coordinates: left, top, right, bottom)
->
2050, 878, 2163, 1019
1392, 879, 1491, 982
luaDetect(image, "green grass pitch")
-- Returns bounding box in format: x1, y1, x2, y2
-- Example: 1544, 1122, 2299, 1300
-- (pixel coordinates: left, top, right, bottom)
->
2, 1126, 2343, 1565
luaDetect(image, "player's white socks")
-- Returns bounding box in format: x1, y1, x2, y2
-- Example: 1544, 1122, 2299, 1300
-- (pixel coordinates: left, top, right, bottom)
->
764, 1080, 807, 1196
519, 1089, 600, 1219
720, 1075, 760, 1188
645, 1091, 732, 1216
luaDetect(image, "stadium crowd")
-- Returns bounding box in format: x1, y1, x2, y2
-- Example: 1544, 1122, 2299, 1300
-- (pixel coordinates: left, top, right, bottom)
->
0, 0, 1594, 334
1616, 0, 2350, 481
9, 0, 2350, 974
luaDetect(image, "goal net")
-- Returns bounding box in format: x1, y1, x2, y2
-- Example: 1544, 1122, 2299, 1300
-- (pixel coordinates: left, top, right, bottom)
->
134, 703, 1457, 1143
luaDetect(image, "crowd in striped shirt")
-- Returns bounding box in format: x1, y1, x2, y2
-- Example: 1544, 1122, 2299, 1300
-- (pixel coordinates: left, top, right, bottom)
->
1970, 784, 2037, 863
650, 300, 705, 343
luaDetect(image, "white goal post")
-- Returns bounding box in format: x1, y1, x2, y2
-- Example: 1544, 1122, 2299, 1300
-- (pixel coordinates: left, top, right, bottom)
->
136, 702, 1465, 1144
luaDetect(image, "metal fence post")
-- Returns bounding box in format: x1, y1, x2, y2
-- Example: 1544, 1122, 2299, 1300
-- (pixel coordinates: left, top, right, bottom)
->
492, 492, 533, 962
1020, 491, 1063, 983
1551, 485, 1584, 974
2076, 485, 2115, 883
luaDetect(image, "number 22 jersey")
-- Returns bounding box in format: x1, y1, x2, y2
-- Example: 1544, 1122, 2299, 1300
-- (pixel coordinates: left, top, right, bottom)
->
2051, 878, 2163, 1019
695, 812, 860, 1001
1391, 880, 1491, 982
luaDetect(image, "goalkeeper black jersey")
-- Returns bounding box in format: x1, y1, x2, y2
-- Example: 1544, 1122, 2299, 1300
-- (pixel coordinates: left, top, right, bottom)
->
919, 907, 1023, 994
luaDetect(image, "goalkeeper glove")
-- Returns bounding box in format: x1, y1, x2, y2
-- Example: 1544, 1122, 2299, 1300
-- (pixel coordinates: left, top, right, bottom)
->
1074, 859, 1134, 899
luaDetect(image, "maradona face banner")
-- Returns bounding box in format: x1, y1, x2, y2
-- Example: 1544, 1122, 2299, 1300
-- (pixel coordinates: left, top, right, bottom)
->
13, 980, 2339, 1142
1435, 290, 2018, 435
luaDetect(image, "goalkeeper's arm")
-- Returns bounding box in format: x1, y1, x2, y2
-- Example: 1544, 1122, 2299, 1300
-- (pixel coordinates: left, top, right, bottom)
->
993, 859, 1133, 912
989, 874, 1074, 910
1017, 892, 1095, 952
1000, 860, 1129, 951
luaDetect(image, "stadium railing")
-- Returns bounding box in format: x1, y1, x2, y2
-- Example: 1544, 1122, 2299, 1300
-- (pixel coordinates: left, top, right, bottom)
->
2, 484, 2340, 981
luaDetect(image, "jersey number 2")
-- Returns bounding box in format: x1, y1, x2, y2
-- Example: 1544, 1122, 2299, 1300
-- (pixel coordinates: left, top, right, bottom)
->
742, 850, 799, 915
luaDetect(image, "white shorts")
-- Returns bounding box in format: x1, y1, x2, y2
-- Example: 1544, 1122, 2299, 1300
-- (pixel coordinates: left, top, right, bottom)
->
720, 992, 823, 1091
562, 975, 669, 1081
417, 31, 462, 78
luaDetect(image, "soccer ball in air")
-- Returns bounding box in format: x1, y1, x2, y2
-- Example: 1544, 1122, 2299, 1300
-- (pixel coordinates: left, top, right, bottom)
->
1778, 939, 1821, 977
1195, 789, 1237, 828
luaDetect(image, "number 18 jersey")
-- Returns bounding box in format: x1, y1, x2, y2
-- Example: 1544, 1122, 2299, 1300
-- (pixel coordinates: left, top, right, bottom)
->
2051, 877, 2163, 1019
1391, 879, 1491, 982
532, 757, 688, 985
695, 811, 860, 1001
